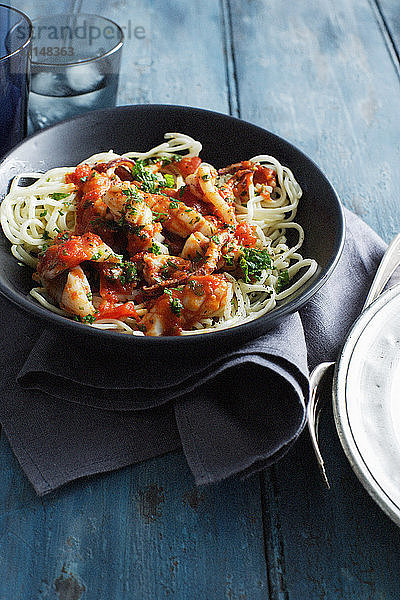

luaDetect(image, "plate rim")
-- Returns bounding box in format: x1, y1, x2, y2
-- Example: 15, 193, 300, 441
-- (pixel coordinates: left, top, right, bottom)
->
333, 283, 400, 526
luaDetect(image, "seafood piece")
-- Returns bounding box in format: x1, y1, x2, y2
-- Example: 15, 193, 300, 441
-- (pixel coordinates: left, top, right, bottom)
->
138, 275, 232, 336
195, 230, 233, 275
101, 185, 153, 227
98, 262, 139, 302
60, 266, 94, 317
181, 231, 209, 259
181, 275, 232, 317
142, 253, 192, 285
218, 160, 276, 186
127, 222, 163, 255
37, 232, 120, 280
142, 191, 218, 238
218, 161, 276, 201
186, 164, 237, 226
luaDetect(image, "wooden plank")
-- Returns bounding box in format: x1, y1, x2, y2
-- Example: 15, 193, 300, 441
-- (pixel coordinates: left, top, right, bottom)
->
376, 0, 400, 59
86, 0, 229, 113
229, 0, 400, 597
0, 1, 270, 599
0, 435, 268, 599
229, 0, 400, 243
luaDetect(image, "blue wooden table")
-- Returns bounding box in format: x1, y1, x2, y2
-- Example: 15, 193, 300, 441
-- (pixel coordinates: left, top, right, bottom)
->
2, 1, 400, 598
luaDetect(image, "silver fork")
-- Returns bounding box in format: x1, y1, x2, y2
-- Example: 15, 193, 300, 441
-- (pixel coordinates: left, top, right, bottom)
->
308, 233, 400, 489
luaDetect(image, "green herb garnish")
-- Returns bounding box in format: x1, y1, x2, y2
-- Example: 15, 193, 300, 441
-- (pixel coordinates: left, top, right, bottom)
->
49, 192, 69, 200
239, 247, 272, 282
148, 242, 161, 255
165, 288, 184, 316
163, 173, 175, 188
276, 269, 290, 292
131, 160, 161, 194
82, 314, 96, 324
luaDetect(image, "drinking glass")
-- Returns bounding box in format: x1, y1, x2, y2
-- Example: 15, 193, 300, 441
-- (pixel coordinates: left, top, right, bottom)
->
28, 13, 123, 131
0, 4, 32, 156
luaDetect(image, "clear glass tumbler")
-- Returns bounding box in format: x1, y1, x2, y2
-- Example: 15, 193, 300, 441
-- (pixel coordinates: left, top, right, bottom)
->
28, 13, 123, 131
0, 4, 32, 156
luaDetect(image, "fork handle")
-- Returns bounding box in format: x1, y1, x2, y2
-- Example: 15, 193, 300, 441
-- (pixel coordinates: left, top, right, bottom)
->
307, 361, 334, 489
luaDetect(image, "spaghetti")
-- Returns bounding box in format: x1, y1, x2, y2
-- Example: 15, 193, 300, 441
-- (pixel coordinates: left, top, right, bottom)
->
0, 133, 318, 336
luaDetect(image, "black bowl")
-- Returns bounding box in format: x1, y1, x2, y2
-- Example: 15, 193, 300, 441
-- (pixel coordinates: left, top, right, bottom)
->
0, 105, 344, 355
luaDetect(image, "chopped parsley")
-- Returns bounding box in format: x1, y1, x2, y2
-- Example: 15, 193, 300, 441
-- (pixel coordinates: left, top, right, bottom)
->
165, 288, 184, 316
201, 174, 211, 181
276, 269, 290, 292
106, 262, 138, 285
42, 230, 50, 240
163, 173, 175, 188
91, 252, 101, 260
152, 210, 168, 222
39, 210, 47, 217
160, 153, 182, 164
82, 314, 97, 324
239, 247, 272, 283
169, 200, 179, 210
129, 224, 146, 240
122, 187, 141, 200
222, 253, 235, 266
178, 185, 187, 198
148, 242, 161, 255
131, 160, 161, 194
142, 154, 182, 166
49, 192, 69, 200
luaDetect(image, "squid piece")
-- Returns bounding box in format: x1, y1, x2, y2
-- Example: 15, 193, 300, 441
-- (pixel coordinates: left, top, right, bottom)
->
60, 266, 95, 316
181, 231, 209, 259
138, 275, 232, 336
142, 253, 192, 285
195, 230, 233, 276
37, 232, 120, 280
141, 191, 218, 238
101, 184, 154, 227
218, 161, 277, 201
186, 164, 237, 226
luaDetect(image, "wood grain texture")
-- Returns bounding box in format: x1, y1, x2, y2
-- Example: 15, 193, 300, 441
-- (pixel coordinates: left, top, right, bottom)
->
229, 0, 400, 243
0, 436, 268, 599
376, 0, 400, 60
1, 0, 400, 599
0, 440, 266, 600
228, 0, 400, 597
2, 0, 76, 18
79, 0, 229, 112
0, 2, 269, 599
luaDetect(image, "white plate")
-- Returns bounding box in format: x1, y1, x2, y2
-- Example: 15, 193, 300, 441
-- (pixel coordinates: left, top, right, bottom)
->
334, 284, 400, 525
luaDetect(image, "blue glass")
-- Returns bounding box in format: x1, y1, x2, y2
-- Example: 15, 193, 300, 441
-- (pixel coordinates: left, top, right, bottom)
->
0, 5, 32, 157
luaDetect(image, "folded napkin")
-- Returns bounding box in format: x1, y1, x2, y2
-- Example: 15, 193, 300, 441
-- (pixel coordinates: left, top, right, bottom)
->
0, 208, 388, 495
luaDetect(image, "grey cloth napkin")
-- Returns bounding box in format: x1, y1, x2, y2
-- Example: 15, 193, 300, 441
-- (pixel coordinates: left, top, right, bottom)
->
0, 208, 388, 494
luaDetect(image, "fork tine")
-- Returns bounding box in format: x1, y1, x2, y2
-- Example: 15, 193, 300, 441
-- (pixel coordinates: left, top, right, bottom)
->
307, 361, 335, 489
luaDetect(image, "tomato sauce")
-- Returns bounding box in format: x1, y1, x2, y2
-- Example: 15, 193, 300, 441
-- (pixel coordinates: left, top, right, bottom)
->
173, 156, 202, 178
97, 300, 138, 321
234, 221, 257, 247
